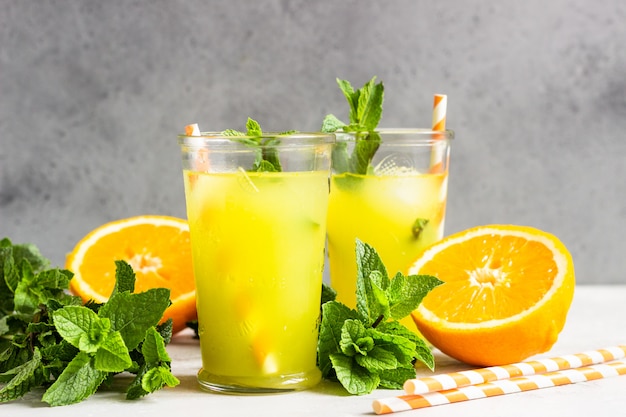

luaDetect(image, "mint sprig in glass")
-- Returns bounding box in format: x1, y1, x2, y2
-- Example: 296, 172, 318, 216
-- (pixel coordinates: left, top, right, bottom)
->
322, 76, 384, 175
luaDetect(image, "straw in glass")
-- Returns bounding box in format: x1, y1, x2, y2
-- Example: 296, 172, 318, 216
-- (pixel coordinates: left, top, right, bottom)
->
429, 94, 447, 171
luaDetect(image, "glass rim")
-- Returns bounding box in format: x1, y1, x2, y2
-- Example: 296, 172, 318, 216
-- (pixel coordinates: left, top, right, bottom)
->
335, 128, 454, 141
178, 131, 336, 146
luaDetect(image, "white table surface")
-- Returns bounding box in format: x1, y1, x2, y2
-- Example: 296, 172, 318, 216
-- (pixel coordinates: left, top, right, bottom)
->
3, 285, 626, 416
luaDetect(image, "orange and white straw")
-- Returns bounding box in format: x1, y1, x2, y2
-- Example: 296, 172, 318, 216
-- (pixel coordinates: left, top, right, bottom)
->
372, 345, 626, 414
404, 345, 626, 395
184, 123, 210, 177
373, 360, 626, 414
429, 94, 447, 172
185, 123, 201, 136
431, 94, 447, 132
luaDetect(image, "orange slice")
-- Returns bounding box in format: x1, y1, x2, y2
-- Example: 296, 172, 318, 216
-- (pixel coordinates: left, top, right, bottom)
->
66, 215, 196, 334
408, 224, 575, 366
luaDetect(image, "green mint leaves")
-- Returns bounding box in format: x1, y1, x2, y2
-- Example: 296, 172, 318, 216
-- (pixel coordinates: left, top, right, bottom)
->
53, 307, 131, 370
329, 77, 384, 132
321, 76, 385, 175
0, 238, 179, 406
222, 117, 296, 172
317, 239, 442, 395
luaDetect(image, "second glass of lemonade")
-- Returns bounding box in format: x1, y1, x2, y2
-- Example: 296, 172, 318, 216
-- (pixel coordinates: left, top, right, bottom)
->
327, 129, 453, 329
178, 131, 334, 393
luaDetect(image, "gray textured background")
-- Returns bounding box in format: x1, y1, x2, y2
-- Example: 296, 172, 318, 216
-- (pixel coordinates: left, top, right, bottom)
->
1, 1, 625, 283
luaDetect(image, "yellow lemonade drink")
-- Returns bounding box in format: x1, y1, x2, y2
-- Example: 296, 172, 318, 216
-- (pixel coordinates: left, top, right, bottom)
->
179, 129, 333, 393
326, 129, 452, 330
184, 169, 329, 391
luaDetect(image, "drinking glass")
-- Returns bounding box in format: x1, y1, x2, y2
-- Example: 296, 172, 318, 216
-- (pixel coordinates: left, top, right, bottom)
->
326, 129, 453, 329
178, 131, 334, 393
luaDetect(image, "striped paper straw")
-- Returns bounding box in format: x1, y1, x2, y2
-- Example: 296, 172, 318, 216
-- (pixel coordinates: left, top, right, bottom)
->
373, 360, 626, 414
429, 94, 447, 172
185, 123, 201, 136
431, 94, 447, 131
404, 345, 626, 395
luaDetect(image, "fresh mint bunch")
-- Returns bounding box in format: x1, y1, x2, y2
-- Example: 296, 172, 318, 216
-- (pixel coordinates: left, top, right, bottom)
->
222, 117, 296, 172
317, 239, 442, 395
321, 76, 385, 175
0, 238, 179, 406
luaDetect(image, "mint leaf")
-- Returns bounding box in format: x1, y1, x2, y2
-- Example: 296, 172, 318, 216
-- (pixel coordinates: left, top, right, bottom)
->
387, 273, 443, 321
336, 78, 359, 124
339, 321, 399, 372
377, 321, 435, 370
368, 325, 417, 367
324, 77, 384, 175
7, 242, 49, 274
412, 218, 429, 239
355, 239, 389, 290
378, 366, 419, 389
39, 339, 78, 367
98, 288, 170, 351
0, 347, 43, 402
222, 128, 245, 136
221, 118, 290, 172
93, 330, 132, 372
0, 316, 10, 336
32, 268, 72, 291
53, 306, 109, 353
331, 141, 350, 174
1, 246, 19, 294
156, 318, 174, 345
126, 365, 149, 400
253, 159, 277, 172
321, 114, 347, 133
12, 262, 37, 313
321, 283, 337, 305
13, 264, 74, 315
0, 245, 14, 313
339, 319, 374, 356
42, 351, 107, 406
355, 239, 443, 323
357, 270, 389, 326
246, 117, 262, 136
330, 353, 380, 395
142, 327, 171, 366
349, 131, 381, 175
141, 367, 179, 393
110, 260, 135, 296
317, 301, 361, 377
335, 75, 384, 131
355, 239, 391, 325
358, 78, 384, 130
0, 337, 31, 375
258, 137, 282, 172
355, 346, 398, 372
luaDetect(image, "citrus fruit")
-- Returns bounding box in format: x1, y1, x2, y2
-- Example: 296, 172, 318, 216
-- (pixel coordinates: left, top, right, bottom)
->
408, 224, 575, 366
66, 215, 196, 334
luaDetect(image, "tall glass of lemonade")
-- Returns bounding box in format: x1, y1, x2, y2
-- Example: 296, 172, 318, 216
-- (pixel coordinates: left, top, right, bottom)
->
178, 130, 334, 393
327, 129, 453, 329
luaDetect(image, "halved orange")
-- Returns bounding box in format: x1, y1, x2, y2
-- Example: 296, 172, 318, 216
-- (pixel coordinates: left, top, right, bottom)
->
408, 224, 575, 366
66, 215, 196, 334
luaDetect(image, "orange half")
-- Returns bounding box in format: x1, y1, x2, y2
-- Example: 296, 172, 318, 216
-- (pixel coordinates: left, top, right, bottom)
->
408, 224, 575, 366
66, 215, 196, 334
